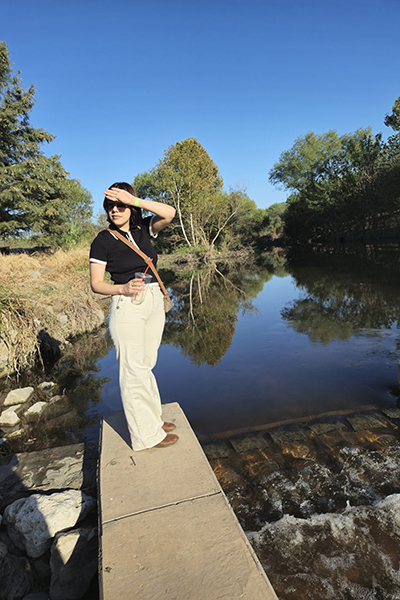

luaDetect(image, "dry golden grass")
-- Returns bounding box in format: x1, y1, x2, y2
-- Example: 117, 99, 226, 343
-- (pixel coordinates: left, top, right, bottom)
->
0, 247, 89, 284
0, 247, 107, 375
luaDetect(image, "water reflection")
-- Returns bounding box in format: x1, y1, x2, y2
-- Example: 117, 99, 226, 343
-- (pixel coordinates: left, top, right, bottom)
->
2, 328, 113, 453
162, 252, 287, 367
282, 245, 400, 344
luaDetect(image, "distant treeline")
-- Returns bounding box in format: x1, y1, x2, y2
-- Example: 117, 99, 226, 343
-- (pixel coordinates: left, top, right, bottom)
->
269, 96, 400, 245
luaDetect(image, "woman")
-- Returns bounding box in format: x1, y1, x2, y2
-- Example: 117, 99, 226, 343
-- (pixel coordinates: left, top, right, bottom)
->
89, 182, 178, 450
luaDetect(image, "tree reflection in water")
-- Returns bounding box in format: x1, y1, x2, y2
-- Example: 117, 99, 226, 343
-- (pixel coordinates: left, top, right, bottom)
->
281, 245, 400, 344
162, 256, 284, 366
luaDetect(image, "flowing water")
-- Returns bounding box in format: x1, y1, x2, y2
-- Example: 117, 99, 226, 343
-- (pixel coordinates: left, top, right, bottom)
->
3, 244, 400, 599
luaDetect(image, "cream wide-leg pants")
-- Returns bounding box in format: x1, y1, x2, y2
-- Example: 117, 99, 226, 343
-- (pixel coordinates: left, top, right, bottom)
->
109, 285, 166, 451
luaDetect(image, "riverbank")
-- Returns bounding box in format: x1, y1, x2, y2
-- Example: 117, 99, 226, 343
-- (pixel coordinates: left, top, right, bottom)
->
0, 381, 99, 600
3, 382, 400, 599
0, 248, 106, 377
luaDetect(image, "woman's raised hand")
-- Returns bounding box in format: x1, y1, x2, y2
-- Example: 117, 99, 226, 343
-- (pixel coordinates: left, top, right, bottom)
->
104, 188, 137, 206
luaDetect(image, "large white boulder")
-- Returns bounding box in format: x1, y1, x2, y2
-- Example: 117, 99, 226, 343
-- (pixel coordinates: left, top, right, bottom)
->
3, 490, 96, 558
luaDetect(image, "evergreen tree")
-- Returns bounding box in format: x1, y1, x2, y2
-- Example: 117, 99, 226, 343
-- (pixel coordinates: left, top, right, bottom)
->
0, 42, 93, 243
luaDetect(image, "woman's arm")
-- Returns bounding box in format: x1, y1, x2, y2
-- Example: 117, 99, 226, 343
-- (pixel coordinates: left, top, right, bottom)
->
90, 262, 144, 297
104, 188, 176, 234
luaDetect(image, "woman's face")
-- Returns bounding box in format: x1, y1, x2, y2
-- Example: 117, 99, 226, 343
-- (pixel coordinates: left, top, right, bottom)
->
106, 201, 131, 230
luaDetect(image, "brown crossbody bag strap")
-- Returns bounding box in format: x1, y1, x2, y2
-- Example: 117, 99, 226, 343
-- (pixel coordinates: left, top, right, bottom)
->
107, 228, 171, 301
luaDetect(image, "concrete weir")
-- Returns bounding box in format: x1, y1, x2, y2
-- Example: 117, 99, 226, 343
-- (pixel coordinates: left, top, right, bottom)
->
98, 402, 277, 600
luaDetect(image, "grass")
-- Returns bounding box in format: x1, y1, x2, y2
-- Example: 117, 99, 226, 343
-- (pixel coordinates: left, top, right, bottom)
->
0, 247, 106, 375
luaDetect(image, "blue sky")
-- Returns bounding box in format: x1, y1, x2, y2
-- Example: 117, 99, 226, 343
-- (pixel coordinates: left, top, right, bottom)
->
2, 0, 399, 215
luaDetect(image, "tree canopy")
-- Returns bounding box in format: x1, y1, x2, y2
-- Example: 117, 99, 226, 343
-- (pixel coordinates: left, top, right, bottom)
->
269, 99, 400, 245
0, 42, 93, 245
384, 96, 400, 132
134, 137, 268, 251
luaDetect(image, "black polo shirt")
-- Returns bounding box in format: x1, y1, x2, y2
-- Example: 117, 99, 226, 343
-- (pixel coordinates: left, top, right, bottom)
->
89, 217, 158, 284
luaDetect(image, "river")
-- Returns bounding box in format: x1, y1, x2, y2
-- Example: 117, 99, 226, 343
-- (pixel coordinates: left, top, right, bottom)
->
93, 244, 400, 440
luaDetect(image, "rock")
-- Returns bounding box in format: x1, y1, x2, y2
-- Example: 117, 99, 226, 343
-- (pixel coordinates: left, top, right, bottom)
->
38, 382, 56, 392
4, 387, 34, 407
55, 314, 68, 325
268, 424, 309, 444
0, 338, 13, 378
307, 419, 348, 435
0, 443, 97, 511
38, 456, 86, 490
230, 433, 268, 453
37, 331, 61, 365
41, 396, 70, 420
0, 437, 12, 456
202, 441, 230, 459
0, 407, 21, 427
32, 556, 51, 580
0, 529, 19, 555
24, 402, 47, 422
382, 407, 400, 419
6, 429, 25, 439
44, 410, 79, 432
0, 540, 34, 600
49, 527, 98, 600
346, 412, 387, 431
3, 490, 96, 558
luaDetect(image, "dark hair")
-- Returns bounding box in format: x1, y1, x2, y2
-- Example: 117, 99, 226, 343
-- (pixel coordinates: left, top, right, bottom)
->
103, 182, 142, 229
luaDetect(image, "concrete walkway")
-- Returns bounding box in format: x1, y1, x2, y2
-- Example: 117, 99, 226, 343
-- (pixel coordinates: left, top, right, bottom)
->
98, 402, 278, 600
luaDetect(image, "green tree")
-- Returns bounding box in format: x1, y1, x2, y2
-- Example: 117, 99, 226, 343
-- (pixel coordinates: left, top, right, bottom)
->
269, 130, 343, 192
264, 203, 286, 238
135, 141, 266, 251
219, 190, 269, 249
135, 138, 224, 247
384, 96, 400, 132
270, 123, 400, 244
94, 209, 109, 234
0, 42, 93, 244
53, 178, 94, 247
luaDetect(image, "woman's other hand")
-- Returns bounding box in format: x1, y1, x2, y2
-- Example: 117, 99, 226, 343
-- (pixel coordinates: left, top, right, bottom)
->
120, 278, 145, 296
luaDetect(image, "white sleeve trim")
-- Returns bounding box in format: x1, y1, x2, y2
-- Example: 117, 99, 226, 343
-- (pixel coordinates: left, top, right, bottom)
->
149, 215, 158, 238
89, 258, 107, 265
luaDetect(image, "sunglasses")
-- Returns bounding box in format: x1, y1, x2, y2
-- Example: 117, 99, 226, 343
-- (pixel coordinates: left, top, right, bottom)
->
105, 201, 128, 212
